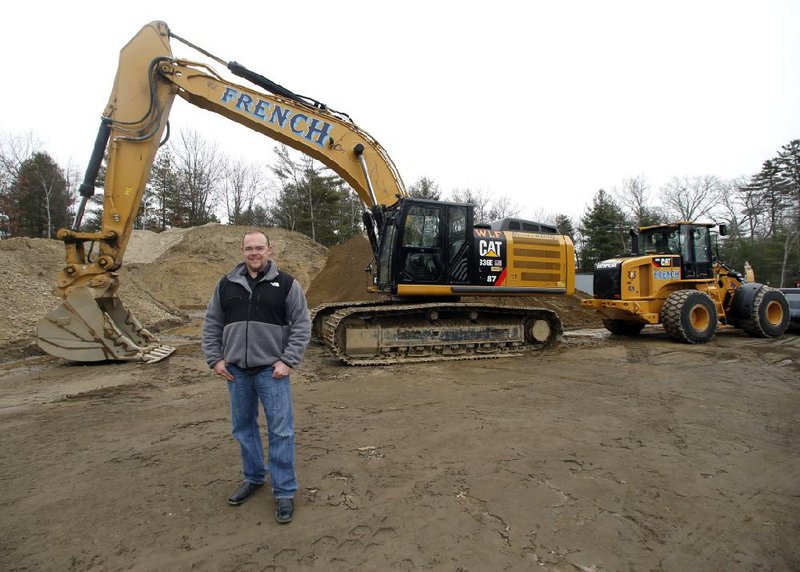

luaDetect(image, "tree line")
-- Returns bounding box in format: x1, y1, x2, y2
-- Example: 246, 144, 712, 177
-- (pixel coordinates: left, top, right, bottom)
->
0, 129, 520, 247
574, 140, 799, 286
1, 128, 797, 285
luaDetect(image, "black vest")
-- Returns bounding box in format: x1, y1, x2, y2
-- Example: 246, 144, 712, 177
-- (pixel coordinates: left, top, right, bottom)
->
219, 271, 294, 326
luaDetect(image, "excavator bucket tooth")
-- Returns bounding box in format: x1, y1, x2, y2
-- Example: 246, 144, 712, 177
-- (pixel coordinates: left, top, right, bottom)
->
36, 286, 175, 363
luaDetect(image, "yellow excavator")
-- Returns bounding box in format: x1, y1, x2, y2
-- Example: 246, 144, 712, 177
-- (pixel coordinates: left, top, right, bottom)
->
37, 21, 576, 365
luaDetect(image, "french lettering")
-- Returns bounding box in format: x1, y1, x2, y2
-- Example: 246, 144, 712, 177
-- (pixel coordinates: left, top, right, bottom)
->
221, 87, 238, 104
290, 113, 308, 135
269, 105, 291, 128
236, 93, 253, 113
253, 99, 270, 120
305, 118, 332, 147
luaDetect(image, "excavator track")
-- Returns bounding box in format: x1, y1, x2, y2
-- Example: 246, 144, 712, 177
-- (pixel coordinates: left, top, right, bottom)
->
321, 302, 562, 366
309, 300, 392, 341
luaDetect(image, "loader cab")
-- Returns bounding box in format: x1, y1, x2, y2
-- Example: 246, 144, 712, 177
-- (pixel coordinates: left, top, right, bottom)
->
375, 198, 473, 292
637, 223, 714, 280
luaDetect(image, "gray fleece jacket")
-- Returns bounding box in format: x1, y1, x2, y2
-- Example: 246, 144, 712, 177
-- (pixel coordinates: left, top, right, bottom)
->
202, 259, 311, 369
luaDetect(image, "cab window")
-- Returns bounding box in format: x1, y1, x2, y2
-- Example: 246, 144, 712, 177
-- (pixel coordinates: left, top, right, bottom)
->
692, 227, 710, 263
402, 206, 440, 248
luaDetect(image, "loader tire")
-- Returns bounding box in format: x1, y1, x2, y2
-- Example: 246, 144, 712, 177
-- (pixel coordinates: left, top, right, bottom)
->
603, 319, 645, 336
739, 286, 790, 338
660, 290, 717, 344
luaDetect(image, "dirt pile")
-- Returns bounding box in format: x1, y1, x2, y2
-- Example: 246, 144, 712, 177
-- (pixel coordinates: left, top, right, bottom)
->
306, 234, 384, 308
462, 290, 602, 330
125, 227, 189, 264
127, 224, 329, 309
0, 238, 185, 360
0, 225, 328, 361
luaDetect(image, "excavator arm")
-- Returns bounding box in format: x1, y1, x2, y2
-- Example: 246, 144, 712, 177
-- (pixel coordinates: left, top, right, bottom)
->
37, 21, 405, 363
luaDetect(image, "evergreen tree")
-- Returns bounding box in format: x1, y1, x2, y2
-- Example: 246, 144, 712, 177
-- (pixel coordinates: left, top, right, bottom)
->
776, 139, 800, 228
267, 146, 355, 246
5, 152, 71, 238
408, 176, 442, 200
554, 214, 576, 243
577, 189, 629, 272
745, 160, 788, 238
149, 149, 180, 230
239, 204, 271, 227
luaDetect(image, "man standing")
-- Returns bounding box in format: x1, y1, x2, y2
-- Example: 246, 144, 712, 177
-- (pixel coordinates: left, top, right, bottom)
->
202, 230, 311, 524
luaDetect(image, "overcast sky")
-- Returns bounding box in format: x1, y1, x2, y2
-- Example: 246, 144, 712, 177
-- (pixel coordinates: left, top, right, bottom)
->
2, 1, 798, 221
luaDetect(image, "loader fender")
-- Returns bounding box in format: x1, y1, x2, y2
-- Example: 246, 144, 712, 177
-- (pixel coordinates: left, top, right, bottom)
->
729, 282, 765, 322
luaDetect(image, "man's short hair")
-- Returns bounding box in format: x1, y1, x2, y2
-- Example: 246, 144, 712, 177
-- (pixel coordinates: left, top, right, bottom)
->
242, 230, 270, 247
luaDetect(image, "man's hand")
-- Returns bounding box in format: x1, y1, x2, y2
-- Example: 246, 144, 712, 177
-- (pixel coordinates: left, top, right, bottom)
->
213, 359, 234, 381
272, 360, 292, 379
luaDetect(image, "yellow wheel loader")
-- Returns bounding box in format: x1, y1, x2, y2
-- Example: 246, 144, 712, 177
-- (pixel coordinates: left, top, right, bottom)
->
582, 222, 790, 343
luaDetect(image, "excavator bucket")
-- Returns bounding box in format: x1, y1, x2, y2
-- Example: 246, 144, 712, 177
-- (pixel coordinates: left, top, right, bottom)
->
37, 286, 176, 363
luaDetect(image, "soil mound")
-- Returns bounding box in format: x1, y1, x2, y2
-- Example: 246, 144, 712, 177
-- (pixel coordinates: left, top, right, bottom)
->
461, 291, 602, 330
0, 238, 185, 361
126, 224, 329, 309
125, 227, 189, 264
0, 225, 328, 361
306, 234, 384, 307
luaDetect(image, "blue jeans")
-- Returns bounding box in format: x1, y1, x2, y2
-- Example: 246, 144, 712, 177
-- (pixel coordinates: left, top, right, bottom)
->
227, 364, 297, 498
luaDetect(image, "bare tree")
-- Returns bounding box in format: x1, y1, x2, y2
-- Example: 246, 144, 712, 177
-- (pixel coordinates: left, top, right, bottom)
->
169, 130, 223, 226
222, 159, 265, 225
661, 175, 722, 221
489, 195, 521, 221
451, 188, 491, 223
613, 174, 663, 225
450, 188, 519, 224
525, 207, 555, 225
0, 131, 42, 181
731, 178, 767, 239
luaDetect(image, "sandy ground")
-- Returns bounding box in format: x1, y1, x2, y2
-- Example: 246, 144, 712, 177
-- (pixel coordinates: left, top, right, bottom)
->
2, 320, 799, 571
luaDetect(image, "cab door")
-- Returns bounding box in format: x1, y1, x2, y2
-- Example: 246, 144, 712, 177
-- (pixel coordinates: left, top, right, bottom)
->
397, 203, 444, 284
679, 225, 712, 279
446, 204, 470, 284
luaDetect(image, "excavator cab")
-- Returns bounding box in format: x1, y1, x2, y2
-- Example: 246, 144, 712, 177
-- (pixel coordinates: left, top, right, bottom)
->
381, 199, 472, 290
375, 199, 454, 291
